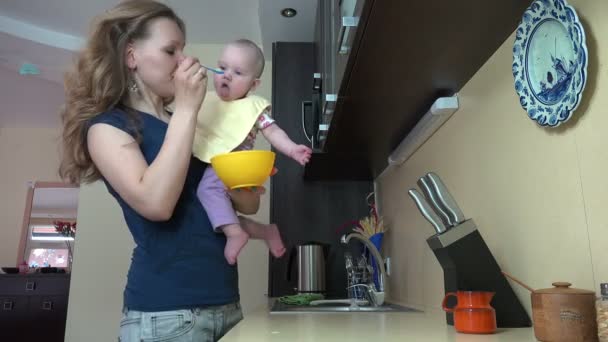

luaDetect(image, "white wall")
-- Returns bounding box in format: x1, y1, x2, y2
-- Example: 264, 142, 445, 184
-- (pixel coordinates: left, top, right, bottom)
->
0, 125, 63, 266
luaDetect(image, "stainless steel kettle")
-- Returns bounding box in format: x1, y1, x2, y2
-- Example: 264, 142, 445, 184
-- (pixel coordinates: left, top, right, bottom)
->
287, 241, 329, 293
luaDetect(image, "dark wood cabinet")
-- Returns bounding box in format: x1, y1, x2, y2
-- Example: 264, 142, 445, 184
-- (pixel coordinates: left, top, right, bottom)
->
309, 0, 532, 179
269, 42, 372, 298
306, 0, 374, 181
0, 274, 70, 341
0, 294, 28, 332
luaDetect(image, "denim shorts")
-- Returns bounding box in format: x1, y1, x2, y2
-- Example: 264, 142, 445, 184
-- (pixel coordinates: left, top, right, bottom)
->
118, 302, 243, 342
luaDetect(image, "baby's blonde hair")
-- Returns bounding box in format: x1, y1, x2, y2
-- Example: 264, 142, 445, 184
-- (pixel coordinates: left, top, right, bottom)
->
230, 39, 265, 78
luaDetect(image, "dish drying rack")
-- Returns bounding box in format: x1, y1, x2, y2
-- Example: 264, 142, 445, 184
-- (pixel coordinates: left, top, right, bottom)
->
344, 252, 373, 304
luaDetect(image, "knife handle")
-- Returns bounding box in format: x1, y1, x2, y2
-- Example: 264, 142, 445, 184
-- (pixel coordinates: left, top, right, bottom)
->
418, 177, 452, 227
426, 172, 466, 225
408, 189, 447, 234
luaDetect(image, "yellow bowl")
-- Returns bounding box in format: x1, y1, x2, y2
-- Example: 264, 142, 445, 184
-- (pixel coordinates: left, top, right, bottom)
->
210, 150, 276, 189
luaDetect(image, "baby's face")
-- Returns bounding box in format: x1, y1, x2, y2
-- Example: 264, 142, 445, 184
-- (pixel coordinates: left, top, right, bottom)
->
214, 45, 259, 101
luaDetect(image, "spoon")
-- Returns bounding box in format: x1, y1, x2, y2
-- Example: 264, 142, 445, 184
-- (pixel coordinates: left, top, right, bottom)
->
201, 65, 224, 74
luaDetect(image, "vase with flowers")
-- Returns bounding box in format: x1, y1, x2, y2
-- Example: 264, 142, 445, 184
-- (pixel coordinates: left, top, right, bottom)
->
53, 220, 76, 270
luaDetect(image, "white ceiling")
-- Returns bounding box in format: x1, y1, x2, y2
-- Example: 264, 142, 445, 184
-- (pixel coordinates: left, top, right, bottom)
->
0, 0, 317, 126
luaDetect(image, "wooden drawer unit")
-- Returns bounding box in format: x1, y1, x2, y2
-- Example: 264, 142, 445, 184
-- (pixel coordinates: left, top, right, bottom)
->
0, 274, 71, 342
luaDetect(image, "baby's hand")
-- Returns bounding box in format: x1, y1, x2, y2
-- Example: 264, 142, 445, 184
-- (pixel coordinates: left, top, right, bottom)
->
290, 145, 312, 166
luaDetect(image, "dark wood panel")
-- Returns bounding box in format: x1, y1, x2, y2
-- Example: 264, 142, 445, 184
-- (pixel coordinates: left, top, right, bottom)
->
29, 295, 69, 340
0, 274, 70, 342
0, 295, 29, 337
326, 0, 532, 176
304, 153, 372, 181
269, 42, 372, 297
269, 42, 318, 297
305, 0, 374, 180
0, 274, 70, 295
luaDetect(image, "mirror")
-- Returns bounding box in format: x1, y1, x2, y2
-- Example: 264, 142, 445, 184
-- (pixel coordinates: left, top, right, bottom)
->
17, 182, 79, 270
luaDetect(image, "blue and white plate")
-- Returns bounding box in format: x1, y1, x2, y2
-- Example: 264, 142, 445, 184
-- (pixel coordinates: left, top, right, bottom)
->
512, 0, 587, 127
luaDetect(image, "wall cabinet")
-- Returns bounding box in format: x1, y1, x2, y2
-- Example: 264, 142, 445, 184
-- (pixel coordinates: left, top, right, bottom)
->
309, 0, 532, 179
304, 0, 373, 181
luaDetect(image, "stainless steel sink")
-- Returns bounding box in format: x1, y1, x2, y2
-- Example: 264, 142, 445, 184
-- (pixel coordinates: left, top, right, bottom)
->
270, 300, 418, 314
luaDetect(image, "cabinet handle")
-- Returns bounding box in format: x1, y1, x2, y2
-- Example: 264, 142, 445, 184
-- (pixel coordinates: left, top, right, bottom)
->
25, 281, 36, 291
317, 124, 330, 145
322, 94, 337, 117
338, 16, 360, 55
3, 301, 14, 311
42, 301, 53, 311
301, 101, 314, 144
313, 73, 321, 91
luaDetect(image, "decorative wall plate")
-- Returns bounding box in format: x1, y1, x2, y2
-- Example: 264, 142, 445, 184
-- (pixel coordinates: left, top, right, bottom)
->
512, 0, 587, 127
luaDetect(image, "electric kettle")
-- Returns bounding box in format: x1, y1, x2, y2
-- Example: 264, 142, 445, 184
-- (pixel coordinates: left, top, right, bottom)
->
287, 241, 329, 293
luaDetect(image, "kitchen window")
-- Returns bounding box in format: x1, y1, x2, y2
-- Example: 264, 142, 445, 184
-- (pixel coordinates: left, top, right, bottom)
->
17, 182, 79, 269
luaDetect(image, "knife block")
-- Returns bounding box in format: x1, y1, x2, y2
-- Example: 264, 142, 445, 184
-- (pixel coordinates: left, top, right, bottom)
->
427, 219, 531, 327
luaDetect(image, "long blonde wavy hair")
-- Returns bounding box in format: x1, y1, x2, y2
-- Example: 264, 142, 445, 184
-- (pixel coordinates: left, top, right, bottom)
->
59, 0, 185, 184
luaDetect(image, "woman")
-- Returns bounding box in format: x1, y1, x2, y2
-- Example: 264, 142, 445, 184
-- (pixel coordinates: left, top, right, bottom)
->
59, 1, 259, 340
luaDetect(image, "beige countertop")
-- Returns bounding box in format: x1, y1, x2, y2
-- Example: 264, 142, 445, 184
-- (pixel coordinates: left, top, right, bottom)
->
221, 303, 537, 341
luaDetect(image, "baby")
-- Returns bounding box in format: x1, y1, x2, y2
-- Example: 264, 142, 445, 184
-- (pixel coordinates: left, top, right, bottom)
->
193, 39, 312, 265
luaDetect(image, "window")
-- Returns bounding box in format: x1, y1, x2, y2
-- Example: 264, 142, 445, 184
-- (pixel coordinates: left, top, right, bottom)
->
30, 223, 75, 241
28, 248, 69, 268
18, 182, 79, 269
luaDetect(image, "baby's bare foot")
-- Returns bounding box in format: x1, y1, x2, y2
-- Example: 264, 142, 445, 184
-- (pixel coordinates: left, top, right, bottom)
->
265, 224, 286, 258
224, 231, 249, 265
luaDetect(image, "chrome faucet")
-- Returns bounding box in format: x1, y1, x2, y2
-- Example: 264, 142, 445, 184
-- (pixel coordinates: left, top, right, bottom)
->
341, 232, 387, 306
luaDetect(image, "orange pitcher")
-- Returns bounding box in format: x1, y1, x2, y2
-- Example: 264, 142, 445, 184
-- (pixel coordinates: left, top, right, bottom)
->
442, 291, 497, 334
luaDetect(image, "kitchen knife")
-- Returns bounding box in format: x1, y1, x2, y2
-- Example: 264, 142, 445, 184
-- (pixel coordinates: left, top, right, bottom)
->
425, 172, 466, 226
408, 188, 447, 234
417, 176, 452, 227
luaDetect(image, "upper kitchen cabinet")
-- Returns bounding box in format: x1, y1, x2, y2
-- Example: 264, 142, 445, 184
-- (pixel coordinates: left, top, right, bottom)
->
315, 0, 367, 143
305, 0, 373, 181
307, 0, 532, 179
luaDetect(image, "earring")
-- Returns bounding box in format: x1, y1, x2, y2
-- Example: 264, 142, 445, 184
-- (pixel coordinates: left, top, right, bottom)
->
128, 78, 139, 93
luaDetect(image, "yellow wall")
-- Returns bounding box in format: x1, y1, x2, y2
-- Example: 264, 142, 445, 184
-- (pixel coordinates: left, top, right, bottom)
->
376, 0, 607, 314
65, 43, 273, 342
0, 125, 62, 266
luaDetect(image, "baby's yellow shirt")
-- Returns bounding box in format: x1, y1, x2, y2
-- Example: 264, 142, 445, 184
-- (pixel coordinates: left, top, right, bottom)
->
193, 91, 270, 163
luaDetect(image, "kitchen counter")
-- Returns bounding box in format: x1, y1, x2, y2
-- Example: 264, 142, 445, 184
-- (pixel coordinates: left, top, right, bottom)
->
221, 302, 537, 341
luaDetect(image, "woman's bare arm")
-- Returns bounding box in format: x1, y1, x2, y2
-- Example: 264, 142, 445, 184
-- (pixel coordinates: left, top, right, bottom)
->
87, 57, 206, 221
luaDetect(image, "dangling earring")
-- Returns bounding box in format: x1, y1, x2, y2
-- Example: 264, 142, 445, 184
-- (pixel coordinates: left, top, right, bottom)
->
127, 67, 139, 93
128, 77, 139, 93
